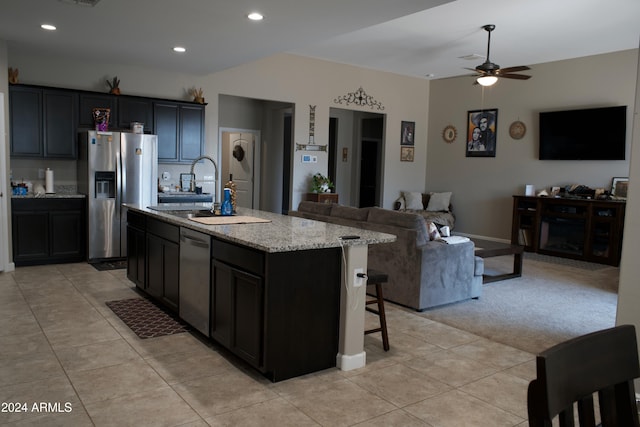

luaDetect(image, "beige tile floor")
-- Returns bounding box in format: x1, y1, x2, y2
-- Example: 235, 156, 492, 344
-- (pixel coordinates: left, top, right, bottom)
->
0, 263, 535, 426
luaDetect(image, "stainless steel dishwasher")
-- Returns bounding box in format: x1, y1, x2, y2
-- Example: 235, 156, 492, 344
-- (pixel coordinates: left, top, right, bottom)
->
179, 227, 211, 336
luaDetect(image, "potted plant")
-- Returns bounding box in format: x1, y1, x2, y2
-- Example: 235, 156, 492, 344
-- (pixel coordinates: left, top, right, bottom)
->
106, 76, 120, 95
310, 173, 334, 193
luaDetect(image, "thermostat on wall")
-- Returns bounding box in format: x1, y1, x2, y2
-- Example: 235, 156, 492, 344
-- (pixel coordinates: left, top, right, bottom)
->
301, 155, 317, 163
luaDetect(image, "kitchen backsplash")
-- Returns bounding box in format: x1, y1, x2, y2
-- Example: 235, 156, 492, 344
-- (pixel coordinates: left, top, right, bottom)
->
10, 158, 78, 189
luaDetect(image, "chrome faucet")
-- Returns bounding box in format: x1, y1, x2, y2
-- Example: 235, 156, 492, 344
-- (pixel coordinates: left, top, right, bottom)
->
189, 155, 219, 202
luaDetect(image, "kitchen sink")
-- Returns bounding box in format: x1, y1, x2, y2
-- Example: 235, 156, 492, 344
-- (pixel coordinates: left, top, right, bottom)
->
164, 209, 217, 219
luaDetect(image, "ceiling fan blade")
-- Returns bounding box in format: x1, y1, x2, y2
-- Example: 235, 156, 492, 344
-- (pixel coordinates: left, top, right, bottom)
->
464, 67, 483, 74
500, 73, 531, 80
499, 65, 531, 73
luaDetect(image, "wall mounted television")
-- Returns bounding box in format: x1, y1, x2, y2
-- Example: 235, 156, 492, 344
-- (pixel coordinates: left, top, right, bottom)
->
539, 105, 627, 160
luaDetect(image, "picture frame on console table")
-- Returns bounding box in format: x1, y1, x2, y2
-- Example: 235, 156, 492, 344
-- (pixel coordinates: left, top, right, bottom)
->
466, 109, 498, 157
611, 177, 628, 199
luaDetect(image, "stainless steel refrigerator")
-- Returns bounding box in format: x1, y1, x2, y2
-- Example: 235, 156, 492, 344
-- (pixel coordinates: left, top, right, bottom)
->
78, 131, 157, 260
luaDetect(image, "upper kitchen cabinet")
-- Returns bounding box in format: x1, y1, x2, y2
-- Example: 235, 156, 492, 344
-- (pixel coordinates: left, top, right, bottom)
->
10, 85, 79, 159
78, 93, 117, 129
10, 83, 205, 161
154, 101, 204, 163
9, 85, 41, 157
118, 96, 153, 132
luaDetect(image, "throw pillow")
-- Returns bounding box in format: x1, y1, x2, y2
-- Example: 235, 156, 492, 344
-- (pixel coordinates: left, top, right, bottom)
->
403, 191, 424, 210
426, 192, 452, 212
427, 221, 441, 241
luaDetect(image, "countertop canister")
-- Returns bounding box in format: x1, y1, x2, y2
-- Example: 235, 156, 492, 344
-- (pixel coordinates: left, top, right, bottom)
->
45, 168, 55, 194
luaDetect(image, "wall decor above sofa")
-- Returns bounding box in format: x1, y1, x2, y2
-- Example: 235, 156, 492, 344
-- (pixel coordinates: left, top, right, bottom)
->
466, 108, 498, 157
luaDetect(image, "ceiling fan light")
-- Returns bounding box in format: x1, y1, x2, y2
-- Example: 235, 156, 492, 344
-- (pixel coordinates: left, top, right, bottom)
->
477, 76, 498, 86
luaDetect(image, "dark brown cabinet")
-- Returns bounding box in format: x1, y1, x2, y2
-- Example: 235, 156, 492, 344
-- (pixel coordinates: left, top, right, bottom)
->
512, 196, 625, 266
154, 102, 205, 163
9, 86, 42, 157
43, 90, 78, 158
9, 85, 78, 159
10, 84, 204, 161
79, 93, 117, 129
127, 211, 341, 382
118, 97, 153, 132
212, 259, 263, 367
210, 237, 341, 381
145, 218, 180, 312
211, 239, 264, 368
126, 210, 146, 289
12, 198, 86, 266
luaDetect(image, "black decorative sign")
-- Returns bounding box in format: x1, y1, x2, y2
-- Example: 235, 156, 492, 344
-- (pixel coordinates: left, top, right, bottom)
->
334, 87, 384, 110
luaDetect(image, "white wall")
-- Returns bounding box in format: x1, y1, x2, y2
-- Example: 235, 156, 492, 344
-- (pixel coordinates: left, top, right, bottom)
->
7, 50, 430, 210
616, 41, 640, 335
0, 40, 13, 270
427, 49, 638, 240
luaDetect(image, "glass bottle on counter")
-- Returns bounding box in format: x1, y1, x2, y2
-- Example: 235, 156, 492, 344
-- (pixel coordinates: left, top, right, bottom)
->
224, 174, 237, 213
221, 188, 233, 216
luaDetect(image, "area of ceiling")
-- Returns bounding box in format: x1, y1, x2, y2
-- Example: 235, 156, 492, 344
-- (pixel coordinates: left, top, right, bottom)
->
1, 0, 639, 81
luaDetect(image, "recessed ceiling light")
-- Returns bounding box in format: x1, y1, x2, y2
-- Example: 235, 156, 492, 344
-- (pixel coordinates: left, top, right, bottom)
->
41, 24, 57, 31
173, 46, 186, 53
247, 12, 264, 21
425, 73, 435, 78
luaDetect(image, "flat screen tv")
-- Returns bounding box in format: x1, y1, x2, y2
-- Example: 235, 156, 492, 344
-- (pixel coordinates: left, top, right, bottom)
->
539, 105, 626, 160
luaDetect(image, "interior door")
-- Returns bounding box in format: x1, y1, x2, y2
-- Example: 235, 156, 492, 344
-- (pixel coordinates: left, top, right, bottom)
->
228, 133, 255, 209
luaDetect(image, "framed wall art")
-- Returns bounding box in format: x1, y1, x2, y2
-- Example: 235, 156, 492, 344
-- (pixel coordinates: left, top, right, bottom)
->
466, 109, 498, 157
401, 121, 415, 145
401, 146, 414, 162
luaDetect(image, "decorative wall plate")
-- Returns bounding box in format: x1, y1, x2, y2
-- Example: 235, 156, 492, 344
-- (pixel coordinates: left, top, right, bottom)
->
442, 125, 457, 143
509, 120, 526, 139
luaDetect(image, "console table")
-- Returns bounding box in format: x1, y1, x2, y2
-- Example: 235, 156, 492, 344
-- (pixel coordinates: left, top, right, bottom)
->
305, 193, 339, 204
511, 196, 625, 266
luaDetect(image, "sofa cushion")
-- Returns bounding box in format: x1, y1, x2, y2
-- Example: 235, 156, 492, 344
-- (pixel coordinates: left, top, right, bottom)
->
331, 205, 370, 221
403, 191, 424, 210
368, 207, 429, 246
426, 192, 452, 212
298, 200, 333, 216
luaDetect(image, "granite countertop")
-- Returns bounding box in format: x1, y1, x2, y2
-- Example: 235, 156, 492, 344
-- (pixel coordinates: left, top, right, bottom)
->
11, 185, 85, 199
12, 193, 86, 199
127, 204, 396, 253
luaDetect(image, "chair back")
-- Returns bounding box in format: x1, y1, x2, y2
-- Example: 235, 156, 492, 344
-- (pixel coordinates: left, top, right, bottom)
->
527, 324, 640, 427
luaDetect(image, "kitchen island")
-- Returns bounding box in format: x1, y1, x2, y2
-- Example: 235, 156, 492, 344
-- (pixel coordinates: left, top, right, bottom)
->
125, 204, 396, 382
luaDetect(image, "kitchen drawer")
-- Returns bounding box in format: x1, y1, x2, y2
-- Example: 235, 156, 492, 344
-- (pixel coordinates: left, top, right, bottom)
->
212, 239, 264, 276
146, 218, 179, 243
127, 209, 146, 230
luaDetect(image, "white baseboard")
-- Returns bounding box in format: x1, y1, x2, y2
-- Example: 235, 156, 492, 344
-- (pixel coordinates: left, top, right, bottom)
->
336, 352, 366, 371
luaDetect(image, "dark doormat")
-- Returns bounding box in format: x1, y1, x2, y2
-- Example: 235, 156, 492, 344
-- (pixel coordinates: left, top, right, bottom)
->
91, 260, 128, 271
106, 298, 190, 339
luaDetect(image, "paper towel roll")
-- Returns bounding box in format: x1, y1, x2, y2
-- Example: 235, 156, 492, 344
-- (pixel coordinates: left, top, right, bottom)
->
45, 168, 55, 193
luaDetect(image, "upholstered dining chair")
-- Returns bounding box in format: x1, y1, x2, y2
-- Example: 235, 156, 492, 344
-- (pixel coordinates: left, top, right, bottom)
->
527, 324, 640, 427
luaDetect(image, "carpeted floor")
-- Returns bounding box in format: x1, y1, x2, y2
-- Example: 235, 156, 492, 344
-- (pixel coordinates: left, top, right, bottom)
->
106, 297, 190, 339
416, 252, 619, 354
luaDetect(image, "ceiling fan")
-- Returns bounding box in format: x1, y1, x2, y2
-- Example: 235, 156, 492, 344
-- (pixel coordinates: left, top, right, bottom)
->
469, 24, 531, 86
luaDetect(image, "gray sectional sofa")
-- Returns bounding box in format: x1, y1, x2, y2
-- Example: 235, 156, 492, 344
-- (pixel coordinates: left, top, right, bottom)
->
289, 201, 484, 311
